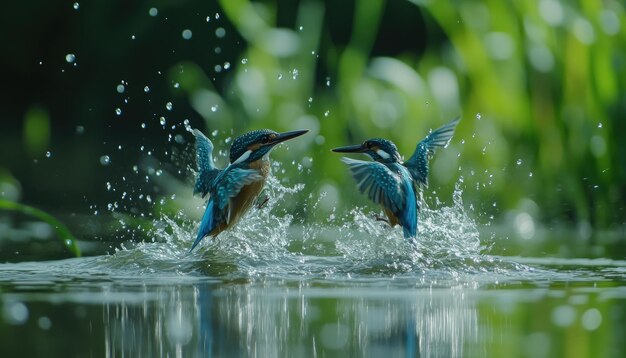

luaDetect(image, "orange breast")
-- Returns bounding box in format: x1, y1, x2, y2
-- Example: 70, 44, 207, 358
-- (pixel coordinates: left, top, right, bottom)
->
383, 207, 400, 227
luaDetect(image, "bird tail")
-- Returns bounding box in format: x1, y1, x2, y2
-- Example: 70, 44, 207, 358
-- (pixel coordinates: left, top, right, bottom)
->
190, 199, 215, 252
401, 179, 418, 239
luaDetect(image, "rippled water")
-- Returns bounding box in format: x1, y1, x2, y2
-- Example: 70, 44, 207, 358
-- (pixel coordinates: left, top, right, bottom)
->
1, 178, 625, 357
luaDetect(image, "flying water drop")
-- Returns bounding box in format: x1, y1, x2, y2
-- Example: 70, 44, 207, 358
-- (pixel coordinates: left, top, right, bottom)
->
100, 155, 111, 166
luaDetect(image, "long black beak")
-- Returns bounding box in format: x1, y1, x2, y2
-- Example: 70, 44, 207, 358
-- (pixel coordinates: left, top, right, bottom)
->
331, 144, 366, 153
268, 129, 309, 145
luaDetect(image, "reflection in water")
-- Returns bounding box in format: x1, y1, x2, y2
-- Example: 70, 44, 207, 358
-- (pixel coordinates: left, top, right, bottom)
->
104, 282, 485, 357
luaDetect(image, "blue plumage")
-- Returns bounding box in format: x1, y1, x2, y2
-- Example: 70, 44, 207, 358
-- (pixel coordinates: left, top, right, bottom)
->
190, 128, 308, 252
333, 117, 460, 239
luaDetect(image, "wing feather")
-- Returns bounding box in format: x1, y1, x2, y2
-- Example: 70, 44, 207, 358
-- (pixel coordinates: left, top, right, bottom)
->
193, 129, 220, 198
341, 157, 405, 214
403, 117, 460, 187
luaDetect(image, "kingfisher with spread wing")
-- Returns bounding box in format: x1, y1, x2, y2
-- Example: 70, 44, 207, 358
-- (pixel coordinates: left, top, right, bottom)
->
190, 128, 308, 251
332, 117, 460, 239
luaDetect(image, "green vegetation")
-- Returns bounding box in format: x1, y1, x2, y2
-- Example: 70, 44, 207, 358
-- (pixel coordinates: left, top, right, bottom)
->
0, 200, 81, 257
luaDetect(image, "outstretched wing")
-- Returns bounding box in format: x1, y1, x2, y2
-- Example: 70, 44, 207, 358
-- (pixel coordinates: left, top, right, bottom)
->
193, 129, 220, 198
403, 117, 460, 187
341, 157, 405, 214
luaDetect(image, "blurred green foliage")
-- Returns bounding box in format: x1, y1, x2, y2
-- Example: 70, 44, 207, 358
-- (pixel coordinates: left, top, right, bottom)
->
176, 0, 625, 232
0, 200, 81, 257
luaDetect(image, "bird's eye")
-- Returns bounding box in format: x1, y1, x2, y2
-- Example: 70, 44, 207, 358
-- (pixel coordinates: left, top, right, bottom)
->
262, 135, 271, 144
365, 141, 372, 148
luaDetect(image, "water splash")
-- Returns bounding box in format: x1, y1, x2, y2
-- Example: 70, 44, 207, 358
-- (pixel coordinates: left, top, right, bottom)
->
93, 165, 536, 285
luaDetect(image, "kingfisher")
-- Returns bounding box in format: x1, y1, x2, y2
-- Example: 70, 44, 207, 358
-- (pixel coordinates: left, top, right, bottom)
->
190, 128, 309, 252
332, 117, 460, 239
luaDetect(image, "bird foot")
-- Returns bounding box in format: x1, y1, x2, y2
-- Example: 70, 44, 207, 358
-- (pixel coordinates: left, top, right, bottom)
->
373, 214, 389, 224
257, 196, 269, 209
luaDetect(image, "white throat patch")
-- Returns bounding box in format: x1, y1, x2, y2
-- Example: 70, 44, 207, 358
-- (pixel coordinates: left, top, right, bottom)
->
232, 149, 252, 165
376, 149, 391, 159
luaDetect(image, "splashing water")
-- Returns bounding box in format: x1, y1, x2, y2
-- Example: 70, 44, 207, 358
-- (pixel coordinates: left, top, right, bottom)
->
93, 165, 536, 284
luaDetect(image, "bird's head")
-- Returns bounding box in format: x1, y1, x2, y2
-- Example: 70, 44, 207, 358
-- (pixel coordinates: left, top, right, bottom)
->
229, 129, 309, 165
332, 138, 401, 163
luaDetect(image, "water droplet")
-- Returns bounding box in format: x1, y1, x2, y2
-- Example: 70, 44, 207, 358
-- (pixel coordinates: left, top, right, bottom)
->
106, 182, 111, 191
516, 158, 522, 165
116, 84, 125, 93
211, 105, 218, 112
326, 77, 331, 86
149, 7, 158, 17
278, 73, 283, 80
165, 102, 173, 111
182, 29, 192, 40
100, 155, 111, 166
308, 97, 313, 103
241, 58, 248, 64
173, 82, 180, 88
5, 301, 29, 325
214, 65, 222, 72
476, 112, 482, 120
211, 130, 219, 137
529, 172, 533, 177
291, 68, 299, 79
115, 108, 122, 116
223, 62, 231, 70
76, 125, 85, 134
65, 54, 76, 63
144, 86, 150, 92
215, 13, 220, 20
598, 123, 603, 128
141, 123, 146, 129
156, 169, 163, 176
299, 26, 303, 31
73, 3, 79, 10
131, 35, 136, 40
45, 151, 51, 158
170, 194, 176, 200
132, 165, 138, 173
159, 117, 166, 125
324, 110, 330, 117
215, 27, 226, 38
206, 15, 210, 22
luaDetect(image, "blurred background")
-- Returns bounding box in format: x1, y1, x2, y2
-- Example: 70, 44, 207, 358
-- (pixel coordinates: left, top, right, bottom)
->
1, 0, 625, 260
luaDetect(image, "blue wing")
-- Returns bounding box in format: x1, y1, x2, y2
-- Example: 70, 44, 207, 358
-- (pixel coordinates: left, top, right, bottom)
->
190, 167, 263, 252
193, 129, 220, 198
342, 158, 418, 238
214, 167, 264, 211
341, 157, 406, 215
403, 117, 460, 187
